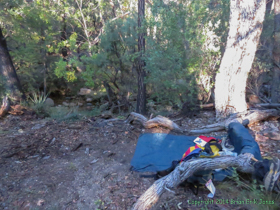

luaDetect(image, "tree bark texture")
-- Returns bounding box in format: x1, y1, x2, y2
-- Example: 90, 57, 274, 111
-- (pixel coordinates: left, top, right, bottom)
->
215, 0, 266, 120
136, 0, 146, 115
271, 0, 280, 103
132, 153, 255, 210
0, 27, 25, 102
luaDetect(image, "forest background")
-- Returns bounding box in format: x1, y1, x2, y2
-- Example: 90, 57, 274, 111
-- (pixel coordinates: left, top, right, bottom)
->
0, 0, 275, 117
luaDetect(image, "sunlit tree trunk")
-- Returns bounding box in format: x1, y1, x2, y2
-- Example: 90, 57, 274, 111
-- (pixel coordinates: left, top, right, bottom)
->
136, 0, 146, 114
0, 27, 25, 102
215, 0, 266, 120
271, 0, 280, 103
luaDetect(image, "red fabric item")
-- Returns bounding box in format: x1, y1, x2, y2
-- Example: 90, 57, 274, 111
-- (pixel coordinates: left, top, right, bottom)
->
198, 135, 216, 142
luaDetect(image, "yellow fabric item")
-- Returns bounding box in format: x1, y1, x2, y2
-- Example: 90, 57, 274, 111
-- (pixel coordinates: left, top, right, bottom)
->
198, 144, 221, 158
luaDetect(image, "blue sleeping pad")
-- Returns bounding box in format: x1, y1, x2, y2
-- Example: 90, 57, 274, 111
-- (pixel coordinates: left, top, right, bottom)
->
130, 133, 197, 172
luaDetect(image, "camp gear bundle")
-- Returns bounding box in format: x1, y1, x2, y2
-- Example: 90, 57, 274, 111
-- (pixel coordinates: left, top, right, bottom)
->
130, 122, 280, 194
180, 135, 223, 162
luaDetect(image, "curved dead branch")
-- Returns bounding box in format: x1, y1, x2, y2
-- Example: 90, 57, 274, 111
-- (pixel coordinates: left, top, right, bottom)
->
190, 109, 280, 134
132, 153, 255, 210
125, 112, 183, 132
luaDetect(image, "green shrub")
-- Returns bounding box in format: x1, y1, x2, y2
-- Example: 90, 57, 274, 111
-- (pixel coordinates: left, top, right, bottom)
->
28, 92, 50, 117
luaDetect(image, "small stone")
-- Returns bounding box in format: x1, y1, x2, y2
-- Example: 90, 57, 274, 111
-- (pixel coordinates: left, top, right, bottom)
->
90, 159, 98, 164
62, 102, 69, 106
78, 102, 83, 106
101, 111, 112, 119
86, 98, 93, 102
277, 150, 280, 153
85, 147, 89, 155
79, 88, 92, 95
45, 98, 54, 107
87, 103, 93, 106
31, 124, 45, 130
69, 102, 76, 107
18, 129, 24, 133
37, 199, 45, 206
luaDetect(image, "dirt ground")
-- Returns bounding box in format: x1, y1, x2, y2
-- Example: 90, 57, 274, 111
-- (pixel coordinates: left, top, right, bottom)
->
0, 110, 280, 210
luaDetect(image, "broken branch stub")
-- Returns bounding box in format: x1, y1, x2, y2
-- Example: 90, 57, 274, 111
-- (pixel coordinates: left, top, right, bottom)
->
126, 112, 183, 132
132, 153, 255, 210
125, 112, 148, 125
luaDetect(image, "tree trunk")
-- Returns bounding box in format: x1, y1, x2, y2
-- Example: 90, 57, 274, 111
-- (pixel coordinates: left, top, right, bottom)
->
0, 27, 25, 102
136, 0, 146, 115
271, 0, 280, 103
103, 81, 116, 104
61, 12, 68, 59
215, 0, 266, 120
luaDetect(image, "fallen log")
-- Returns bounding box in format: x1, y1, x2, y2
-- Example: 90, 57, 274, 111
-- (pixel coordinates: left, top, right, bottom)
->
0, 96, 10, 117
132, 153, 255, 210
125, 112, 183, 133
190, 109, 280, 134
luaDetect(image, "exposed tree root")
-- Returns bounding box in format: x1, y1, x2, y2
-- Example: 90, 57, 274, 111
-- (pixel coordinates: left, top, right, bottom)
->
132, 153, 255, 210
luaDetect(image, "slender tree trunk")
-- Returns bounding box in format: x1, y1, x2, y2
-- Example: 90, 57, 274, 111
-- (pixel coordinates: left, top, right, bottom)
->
136, 0, 146, 115
43, 61, 47, 96
271, 0, 280, 103
103, 81, 116, 104
0, 27, 25, 102
61, 12, 68, 59
215, 0, 266, 120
